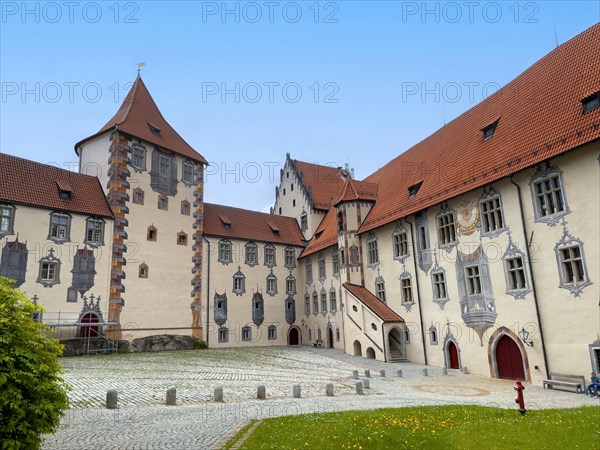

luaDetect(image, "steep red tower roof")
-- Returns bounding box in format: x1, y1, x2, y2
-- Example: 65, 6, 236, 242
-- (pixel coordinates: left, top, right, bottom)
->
333, 178, 378, 206
76, 77, 207, 164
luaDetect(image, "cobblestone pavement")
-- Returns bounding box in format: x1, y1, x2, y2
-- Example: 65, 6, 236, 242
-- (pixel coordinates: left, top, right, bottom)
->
43, 347, 598, 449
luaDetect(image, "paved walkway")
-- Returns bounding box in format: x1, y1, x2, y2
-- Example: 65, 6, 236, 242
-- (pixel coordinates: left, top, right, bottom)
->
43, 347, 598, 449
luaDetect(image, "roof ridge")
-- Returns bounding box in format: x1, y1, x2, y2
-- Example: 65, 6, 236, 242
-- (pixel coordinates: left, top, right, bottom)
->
0, 153, 100, 180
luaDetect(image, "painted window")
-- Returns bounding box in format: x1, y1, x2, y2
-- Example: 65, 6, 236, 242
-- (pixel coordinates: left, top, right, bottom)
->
321, 289, 327, 313
318, 252, 326, 280
332, 246, 339, 275
312, 292, 318, 315
304, 294, 310, 316
131, 146, 146, 170
132, 188, 144, 205
242, 326, 252, 341
182, 161, 194, 184
437, 211, 457, 246
85, 218, 104, 246
0, 238, 27, 286
232, 268, 245, 295
266, 273, 278, 296
49, 213, 70, 242
0, 205, 15, 236
505, 256, 527, 291
432, 271, 447, 300
218, 327, 229, 343
350, 245, 359, 264
177, 232, 188, 246
147, 225, 157, 242
181, 200, 190, 215
305, 256, 313, 284
37, 248, 61, 288
532, 173, 567, 219
139, 263, 148, 278
465, 265, 482, 296
218, 239, 232, 264
418, 225, 429, 250
393, 230, 408, 259
480, 194, 504, 234
159, 155, 171, 176
284, 247, 296, 269
71, 248, 96, 293
330, 288, 337, 312
367, 235, 379, 265
264, 244, 276, 267
375, 278, 386, 302
401, 277, 413, 303
558, 245, 586, 286
268, 325, 277, 340
286, 275, 296, 295
300, 212, 308, 231
245, 242, 258, 266
158, 195, 168, 210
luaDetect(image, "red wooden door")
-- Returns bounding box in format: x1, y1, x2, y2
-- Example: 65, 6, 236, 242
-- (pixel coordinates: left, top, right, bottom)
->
448, 341, 459, 369
79, 313, 99, 338
496, 335, 525, 380
328, 328, 334, 348
288, 328, 299, 345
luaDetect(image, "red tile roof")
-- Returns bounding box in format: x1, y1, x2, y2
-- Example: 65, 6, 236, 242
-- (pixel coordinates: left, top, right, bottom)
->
204, 203, 305, 246
359, 23, 600, 234
333, 178, 378, 206
75, 77, 207, 164
300, 207, 338, 257
343, 283, 404, 323
0, 154, 113, 218
292, 159, 349, 210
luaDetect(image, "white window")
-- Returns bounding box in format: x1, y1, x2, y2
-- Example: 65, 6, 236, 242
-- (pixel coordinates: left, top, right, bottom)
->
558, 245, 586, 286
432, 271, 448, 300
506, 256, 527, 290
232, 268, 245, 295
286, 276, 296, 295
465, 265, 482, 296
132, 146, 145, 169
245, 243, 258, 266
480, 195, 504, 233
264, 244, 276, 267
219, 240, 232, 264
401, 277, 413, 303
266, 275, 277, 295
41, 261, 58, 281
49, 213, 70, 241
182, 161, 194, 184
393, 230, 408, 258
0, 206, 15, 235
437, 211, 457, 246
86, 219, 104, 245
533, 174, 566, 218
159, 155, 171, 176
284, 247, 296, 269
367, 237, 379, 265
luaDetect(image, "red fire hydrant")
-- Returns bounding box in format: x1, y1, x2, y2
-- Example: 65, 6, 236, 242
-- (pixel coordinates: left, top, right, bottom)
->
514, 380, 526, 414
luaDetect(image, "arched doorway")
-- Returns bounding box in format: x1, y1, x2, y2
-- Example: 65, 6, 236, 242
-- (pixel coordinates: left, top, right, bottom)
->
366, 347, 376, 359
353, 340, 362, 356
79, 312, 99, 338
496, 335, 525, 380
327, 327, 334, 349
288, 327, 300, 346
447, 341, 460, 369
388, 327, 406, 361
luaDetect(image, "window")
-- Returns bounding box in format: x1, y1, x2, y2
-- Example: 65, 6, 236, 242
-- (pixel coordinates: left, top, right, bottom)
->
139, 263, 148, 278
408, 181, 423, 199
330, 288, 337, 312
245, 242, 258, 266
283, 188, 286, 196
0, 238, 28, 287
70, 248, 96, 294
321, 290, 327, 313
159, 155, 171, 176
49, 213, 70, 242
418, 226, 428, 250
85, 219, 104, 246
286, 275, 296, 295
218, 240, 232, 264
233, 267, 246, 295
37, 248, 61, 287
177, 232, 188, 246
148, 123, 161, 136
336, 328, 340, 341
393, 230, 408, 259
371, 323, 377, 331
481, 119, 499, 141
304, 294, 310, 316
300, 212, 308, 231
480, 194, 504, 234
268, 325, 277, 340
429, 325, 438, 345
532, 173, 567, 219
332, 247, 340, 276
465, 265, 482, 296
340, 249, 345, 267
367, 236, 379, 265
0, 205, 15, 236
305, 256, 313, 284
278, 207, 282, 215
132, 188, 144, 205
308, 328, 312, 341
337, 211, 344, 232
181, 200, 190, 215
284, 247, 296, 269
318, 252, 326, 280
401, 277, 413, 303
291, 184, 294, 191
41, 262, 58, 282
432, 271, 448, 300
312, 292, 318, 315
582, 91, 600, 113
292, 199, 296, 207
264, 244, 276, 267
59, 190, 71, 200
437, 211, 457, 246
266, 274, 277, 296
350, 245, 360, 264
242, 326, 252, 341
182, 161, 194, 184
218, 327, 229, 343
147, 225, 157, 242
158, 195, 168, 211
558, 245, 586, 286
404, 328, 411, 344
506, 256, 527, 291
375, 278, 386, 302
132, 146, 146, 170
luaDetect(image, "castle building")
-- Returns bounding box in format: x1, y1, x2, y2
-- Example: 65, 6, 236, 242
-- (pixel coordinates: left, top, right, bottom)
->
1, 23, 598, 384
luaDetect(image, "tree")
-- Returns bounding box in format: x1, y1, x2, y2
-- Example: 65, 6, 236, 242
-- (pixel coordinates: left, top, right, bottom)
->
0, 277, 69, 449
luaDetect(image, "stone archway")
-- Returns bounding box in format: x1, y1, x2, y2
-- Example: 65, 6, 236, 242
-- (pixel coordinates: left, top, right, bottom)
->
353, 340, 362, 356
489, 327, 530, 381
79, 312, 100, 337
443, 338, 461, 370
288, 326, 301, 346
327, 327, 334, 349
366, 347, 376, 359
388, 326, 406, 361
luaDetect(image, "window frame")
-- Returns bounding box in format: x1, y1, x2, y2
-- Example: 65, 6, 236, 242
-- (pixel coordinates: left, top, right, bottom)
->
85, 217, 105, 247
305, 256, 313, 284
312, 291, 319, 315
264, 243, 276, 268
181, 200, 190, 216
318, 252, 326, 280
232, 268, 246, 296
375, 276, 386, 303
242, 326, 252, 342
48, 212, 71, 243
218, 327, 229, 343
266, 273, 278, 296
284, 247, 296, 269
0, 204, 15, 237
286, 275, 296, 295
393, 228, 409, 261
182, 161, 195, 185
245, 242, 258, 266
436, 209, 457, 248
218, 239, 233, 264
268, 325, 277, 340
131, 145, 147, 171
320, 289, 328, 313
132, 188, 144, 205
530, 167, 570, 225
367, 234, 379, 266
479, 190, 506, 236
329, 288, 337, 312
300, 212, 308, 231
465, 265, 482, 296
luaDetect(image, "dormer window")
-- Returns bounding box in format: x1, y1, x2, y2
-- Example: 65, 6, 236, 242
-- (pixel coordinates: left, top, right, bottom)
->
268, 221, 280, 236
56, 181, 72, 200
582, 91, 600, 113
481, 119, 499, 141
219, 214, 231, 230
408, 181, 423, 199
148, 122, 161, 136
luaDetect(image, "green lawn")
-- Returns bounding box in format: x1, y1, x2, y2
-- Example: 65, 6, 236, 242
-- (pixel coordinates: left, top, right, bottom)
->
232, 405, 599, 449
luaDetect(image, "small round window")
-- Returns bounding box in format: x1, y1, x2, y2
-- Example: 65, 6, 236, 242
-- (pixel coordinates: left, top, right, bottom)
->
352, 305, 358, 312
371, 323, 377, 331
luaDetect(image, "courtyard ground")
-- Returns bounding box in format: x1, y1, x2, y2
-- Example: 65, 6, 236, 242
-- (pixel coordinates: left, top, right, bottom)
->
43, 347, 598, 449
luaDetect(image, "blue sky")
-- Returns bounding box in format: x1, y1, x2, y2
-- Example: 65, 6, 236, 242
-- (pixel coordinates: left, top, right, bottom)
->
1, 1, 598, 212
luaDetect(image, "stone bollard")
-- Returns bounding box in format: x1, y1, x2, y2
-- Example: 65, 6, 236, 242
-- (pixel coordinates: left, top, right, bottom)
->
293, 384, 301, 398
380, 370, 386, 378
461, 366, 469, 374
423, 368, 429, 377
352, 370, 359, 380
362, 378, 370, 389
365, 369, 371, 378
106, 389, 118, 409
326, 383, 334, 397
257, 385, 266, 400
442, 367, 448, 375
214, 386, 224, 403
166, 387, 177, 406
396, 369, 403, 378
356, 381, 364, 395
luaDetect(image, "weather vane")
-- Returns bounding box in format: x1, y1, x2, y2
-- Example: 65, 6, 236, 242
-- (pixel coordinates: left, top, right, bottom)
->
136, 62, 146, 75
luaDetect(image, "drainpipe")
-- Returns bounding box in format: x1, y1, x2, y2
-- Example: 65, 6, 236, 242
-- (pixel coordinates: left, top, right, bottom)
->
404, 218, 428, 366
203, 237, 211, 347
510, 175, 550, 380
381, 325, 387, 362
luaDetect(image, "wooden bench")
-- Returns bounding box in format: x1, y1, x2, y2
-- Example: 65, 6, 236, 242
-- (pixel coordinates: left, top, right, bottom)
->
543, 373, 585, 393
313, 339, 323, 348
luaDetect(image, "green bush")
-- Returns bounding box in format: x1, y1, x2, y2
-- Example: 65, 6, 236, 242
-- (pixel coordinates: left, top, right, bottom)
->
0, 277, 70, 450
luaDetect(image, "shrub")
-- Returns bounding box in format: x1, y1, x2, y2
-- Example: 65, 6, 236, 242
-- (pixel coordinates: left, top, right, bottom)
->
0, 277, 70, 450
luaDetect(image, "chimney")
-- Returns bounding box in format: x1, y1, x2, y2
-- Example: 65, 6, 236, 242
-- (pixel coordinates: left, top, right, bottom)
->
351, 168, 355, 179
